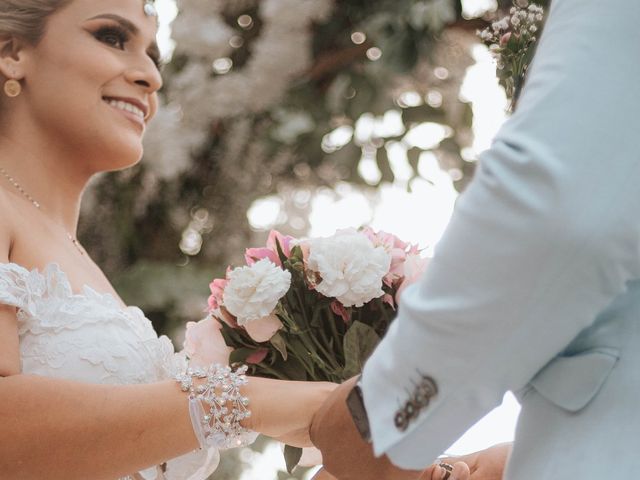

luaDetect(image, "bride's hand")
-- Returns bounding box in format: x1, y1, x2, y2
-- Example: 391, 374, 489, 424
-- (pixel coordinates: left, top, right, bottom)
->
244, 377, 338, 447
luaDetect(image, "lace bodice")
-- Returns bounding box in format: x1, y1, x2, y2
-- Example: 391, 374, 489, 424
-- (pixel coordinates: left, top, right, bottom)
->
0, 262, 219, 480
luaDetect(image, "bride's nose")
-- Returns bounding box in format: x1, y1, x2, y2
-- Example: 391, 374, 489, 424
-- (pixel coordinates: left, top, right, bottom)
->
124, 57, 163, 93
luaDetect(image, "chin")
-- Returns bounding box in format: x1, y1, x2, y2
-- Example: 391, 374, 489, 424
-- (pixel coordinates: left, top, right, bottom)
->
91, 138, 145, 173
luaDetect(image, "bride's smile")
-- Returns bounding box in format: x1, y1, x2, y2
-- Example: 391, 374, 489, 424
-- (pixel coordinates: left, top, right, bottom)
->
103, 96, 149, 131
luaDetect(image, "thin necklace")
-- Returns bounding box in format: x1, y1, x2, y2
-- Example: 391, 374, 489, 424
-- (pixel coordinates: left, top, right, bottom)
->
0, 166, 86, 256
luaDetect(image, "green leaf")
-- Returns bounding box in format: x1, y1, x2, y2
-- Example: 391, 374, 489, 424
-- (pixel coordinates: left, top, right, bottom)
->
219, 322, 251, 348
288, 244, 304, 265
229, 347, 258, 364
507, 33, 519, 51
342, 321, 381, 379
270, 332, 289, 361
310, 305, 325, 328
284, 444, 303, 474
275, 237, 289, 266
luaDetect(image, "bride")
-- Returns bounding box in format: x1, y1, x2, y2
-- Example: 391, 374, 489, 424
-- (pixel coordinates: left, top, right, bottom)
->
0, 1, 337, 478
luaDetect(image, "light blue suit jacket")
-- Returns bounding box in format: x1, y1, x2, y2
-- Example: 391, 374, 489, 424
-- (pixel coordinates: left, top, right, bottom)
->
362, 0, 640, 476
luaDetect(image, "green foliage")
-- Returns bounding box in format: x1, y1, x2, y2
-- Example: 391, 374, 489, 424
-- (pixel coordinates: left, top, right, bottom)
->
342, 321, 381, 378
79, 0, 517, 341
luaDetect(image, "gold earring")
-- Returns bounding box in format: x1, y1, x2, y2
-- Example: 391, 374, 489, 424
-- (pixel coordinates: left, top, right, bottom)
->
4, 79, 21, 98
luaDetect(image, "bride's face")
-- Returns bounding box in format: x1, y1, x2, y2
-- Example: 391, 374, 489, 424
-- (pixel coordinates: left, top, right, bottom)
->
17, 0, 162, 172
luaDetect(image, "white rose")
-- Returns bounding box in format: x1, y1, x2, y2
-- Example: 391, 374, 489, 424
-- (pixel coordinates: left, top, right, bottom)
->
307, 231, 392, 307
223, 258, 291, 325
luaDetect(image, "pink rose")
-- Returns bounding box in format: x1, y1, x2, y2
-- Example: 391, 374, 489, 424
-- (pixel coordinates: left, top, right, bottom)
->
362, 227, 409, 252
208, 270, 239, 327
207, 273, 229, 311
245, 230, 296, 266
361, 227, 420, 287
500, 32, 512, 46
383, 293, 396, 310
244, 247, 280, 266
396, 254, 430, 302
383, 247, 407, 287
217, 306, 239, 328
183, 317, 232, 367
246, 348, 269, 364
244, 313, 284, 342
330, 300, 351, 323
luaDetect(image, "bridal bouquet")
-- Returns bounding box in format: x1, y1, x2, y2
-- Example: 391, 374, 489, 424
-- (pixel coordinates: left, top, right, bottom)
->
183, 228, 427, 471
478, 0, 545, 110
186, 228, 427, 384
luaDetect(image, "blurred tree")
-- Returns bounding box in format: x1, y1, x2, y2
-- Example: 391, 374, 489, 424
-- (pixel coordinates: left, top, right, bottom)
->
80, 0, 549, 338
78, 1, 548, 478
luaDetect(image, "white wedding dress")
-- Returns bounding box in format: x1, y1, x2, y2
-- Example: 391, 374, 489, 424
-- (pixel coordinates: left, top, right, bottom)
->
0, 262, 221, 480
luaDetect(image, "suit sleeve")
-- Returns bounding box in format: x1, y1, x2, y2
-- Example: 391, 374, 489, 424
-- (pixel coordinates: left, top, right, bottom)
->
361, 0, 640, 468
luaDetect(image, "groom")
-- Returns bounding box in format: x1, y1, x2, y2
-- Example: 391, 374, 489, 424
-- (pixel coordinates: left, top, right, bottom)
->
310, 0, 640, 478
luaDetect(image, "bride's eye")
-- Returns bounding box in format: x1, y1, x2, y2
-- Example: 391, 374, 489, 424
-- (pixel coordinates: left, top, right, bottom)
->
94, 26, 129, 50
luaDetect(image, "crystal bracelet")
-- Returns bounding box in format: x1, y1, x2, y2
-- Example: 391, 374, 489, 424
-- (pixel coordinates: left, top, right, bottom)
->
176, 363, 255, 450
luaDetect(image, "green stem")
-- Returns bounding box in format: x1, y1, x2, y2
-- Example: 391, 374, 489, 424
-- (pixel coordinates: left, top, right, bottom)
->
292, 289, 340, 372
326, 307, 344, 358
306, 328, 341, 371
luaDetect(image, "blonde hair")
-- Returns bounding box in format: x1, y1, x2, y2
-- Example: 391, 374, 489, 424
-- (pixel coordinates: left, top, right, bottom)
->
0, 0, 71, 45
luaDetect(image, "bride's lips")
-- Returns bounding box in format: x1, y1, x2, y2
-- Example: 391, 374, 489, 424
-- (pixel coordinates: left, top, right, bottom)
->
102, 96, 149, 130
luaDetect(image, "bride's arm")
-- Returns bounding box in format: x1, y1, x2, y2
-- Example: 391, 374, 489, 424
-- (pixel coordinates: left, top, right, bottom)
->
0, 223, 334, 479
0, 371, 333, 479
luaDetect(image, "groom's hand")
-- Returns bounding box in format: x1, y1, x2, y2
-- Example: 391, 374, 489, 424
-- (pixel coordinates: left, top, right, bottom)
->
437, 442, 512, 480
313, 463, 471, 480
309, 376, 424, 480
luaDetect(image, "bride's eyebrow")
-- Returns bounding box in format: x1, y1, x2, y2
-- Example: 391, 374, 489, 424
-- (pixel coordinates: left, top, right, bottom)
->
86, 13, 139, 33
86, 13, 160, 57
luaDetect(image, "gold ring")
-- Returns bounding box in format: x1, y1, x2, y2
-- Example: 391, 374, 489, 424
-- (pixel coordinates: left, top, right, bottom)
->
439, 462, 453, 480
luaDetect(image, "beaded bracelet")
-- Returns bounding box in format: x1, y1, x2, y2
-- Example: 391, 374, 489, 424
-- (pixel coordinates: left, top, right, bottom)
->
176, 363, 255, 450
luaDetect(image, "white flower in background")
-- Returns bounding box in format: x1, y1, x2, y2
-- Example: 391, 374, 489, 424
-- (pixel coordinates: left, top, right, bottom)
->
409, 0, 456, 32
146, 0, 334, 177
143, 102, 205, 179
271, 110, 316, 144
307, 231, 392, 307
223, 258, 291, 325
171, 13, 234, 59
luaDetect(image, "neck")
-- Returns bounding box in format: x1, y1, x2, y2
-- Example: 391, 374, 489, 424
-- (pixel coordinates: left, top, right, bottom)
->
0, 126, 91, 235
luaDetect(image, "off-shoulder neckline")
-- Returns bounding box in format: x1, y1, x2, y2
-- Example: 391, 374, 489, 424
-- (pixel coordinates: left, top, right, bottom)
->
0, 261, 131, 311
